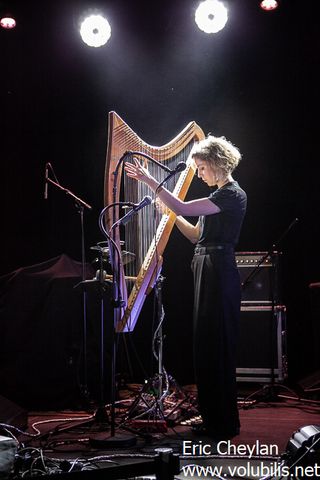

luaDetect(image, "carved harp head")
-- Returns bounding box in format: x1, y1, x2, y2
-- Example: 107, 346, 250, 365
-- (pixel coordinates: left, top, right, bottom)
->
104, 111, 205, 332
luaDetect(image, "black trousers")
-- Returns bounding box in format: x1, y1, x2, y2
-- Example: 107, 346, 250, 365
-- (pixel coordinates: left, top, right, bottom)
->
191, 251, 241, 436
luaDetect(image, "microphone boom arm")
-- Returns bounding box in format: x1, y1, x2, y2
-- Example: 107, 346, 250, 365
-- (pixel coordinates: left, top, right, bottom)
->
46, 177, 92, 210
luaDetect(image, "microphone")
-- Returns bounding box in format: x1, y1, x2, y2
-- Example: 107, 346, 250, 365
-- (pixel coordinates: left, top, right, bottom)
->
125, 151, 187, 176
114, 195, 152, 227
120, 200, 148, 209
125, 151, 171, 173
157, 161, 187, 189
173, 161, 187, 173
44, 163, 49, 199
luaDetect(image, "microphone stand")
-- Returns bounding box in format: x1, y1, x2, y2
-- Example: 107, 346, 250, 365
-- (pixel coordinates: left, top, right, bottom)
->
242, 218, 299, 404
241, 218, 299, 294
45, 174, 92, 403
46, 177, 92, 211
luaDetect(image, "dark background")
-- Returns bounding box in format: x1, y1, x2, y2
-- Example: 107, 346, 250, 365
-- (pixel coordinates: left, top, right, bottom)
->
1, 0, 319, 408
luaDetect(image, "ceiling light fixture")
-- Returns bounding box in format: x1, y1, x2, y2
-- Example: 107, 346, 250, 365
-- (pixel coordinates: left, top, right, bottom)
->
195, 0, 228, 34
80, 14, 111, 48
0, 14, 16, 29
260, 0, 279, 11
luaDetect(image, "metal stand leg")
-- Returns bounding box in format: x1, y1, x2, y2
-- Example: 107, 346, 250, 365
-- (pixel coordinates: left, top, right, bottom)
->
123, 273, 188, 428
72, 246, 137, 447
154, 274, 165, 409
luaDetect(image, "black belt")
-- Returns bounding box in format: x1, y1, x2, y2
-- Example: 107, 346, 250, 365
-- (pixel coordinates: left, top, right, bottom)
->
194, 245, 234, 255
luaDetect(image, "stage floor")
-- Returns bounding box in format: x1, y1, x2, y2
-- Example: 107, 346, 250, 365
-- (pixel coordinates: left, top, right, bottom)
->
9, 384, 320, 479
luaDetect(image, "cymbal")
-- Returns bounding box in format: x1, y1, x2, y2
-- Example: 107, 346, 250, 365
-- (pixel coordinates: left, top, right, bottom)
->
92, 250, 136, 266
121, 251, 136, 265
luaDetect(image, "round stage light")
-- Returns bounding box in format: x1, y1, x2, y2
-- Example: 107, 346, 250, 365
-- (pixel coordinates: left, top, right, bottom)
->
195, 0, 228, 34
0, 15, 16, 29
260, 0, 279, 11
80, 14, 111, 48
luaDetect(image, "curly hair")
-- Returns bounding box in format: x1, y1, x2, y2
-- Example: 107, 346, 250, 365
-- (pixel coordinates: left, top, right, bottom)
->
191, 135, 242, 175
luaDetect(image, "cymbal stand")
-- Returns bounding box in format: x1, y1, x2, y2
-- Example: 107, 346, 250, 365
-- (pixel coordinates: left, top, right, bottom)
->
68, 241, 137, 446
97, 203, 137, 446
73, 245, 112, 425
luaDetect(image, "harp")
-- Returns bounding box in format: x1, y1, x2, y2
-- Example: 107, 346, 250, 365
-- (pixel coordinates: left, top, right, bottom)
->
104, 111, 205, 332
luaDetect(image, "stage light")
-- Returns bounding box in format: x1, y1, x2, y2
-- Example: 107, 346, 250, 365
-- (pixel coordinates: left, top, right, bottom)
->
0, 14, 16, 29
284, 425, 320, 474
195, 0, 228, 34
80, 14, 111, 48
260, 0, 279, 11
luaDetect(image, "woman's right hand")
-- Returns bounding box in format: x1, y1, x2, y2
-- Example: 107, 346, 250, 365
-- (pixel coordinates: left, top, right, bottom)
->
124, 158, 154, 185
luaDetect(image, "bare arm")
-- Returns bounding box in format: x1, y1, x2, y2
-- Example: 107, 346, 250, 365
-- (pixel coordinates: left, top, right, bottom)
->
175, 217, 200, 244
124, 159, 221, 217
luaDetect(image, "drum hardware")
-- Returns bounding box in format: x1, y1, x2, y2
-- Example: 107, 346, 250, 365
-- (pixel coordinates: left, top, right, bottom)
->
72, 241, 137, 447
76, 201, 146, 446
91, 248, 136, 267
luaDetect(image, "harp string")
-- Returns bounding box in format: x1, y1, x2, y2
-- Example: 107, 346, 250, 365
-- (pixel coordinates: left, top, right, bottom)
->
122, 143, 193, 281
104, 111, 205, 331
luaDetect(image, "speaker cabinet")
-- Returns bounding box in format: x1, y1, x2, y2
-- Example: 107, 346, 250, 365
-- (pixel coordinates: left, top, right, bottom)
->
236, 252, 281, 305
236, 305, 287, 383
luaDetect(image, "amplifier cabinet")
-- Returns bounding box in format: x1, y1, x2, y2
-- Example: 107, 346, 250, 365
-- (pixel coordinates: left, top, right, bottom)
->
236, 305, 288, 383
236, 251, 282, 305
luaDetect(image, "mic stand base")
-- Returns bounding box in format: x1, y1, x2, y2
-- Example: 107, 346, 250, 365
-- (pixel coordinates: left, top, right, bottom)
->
93, 405, 110, 424
243, 382, 284, 407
